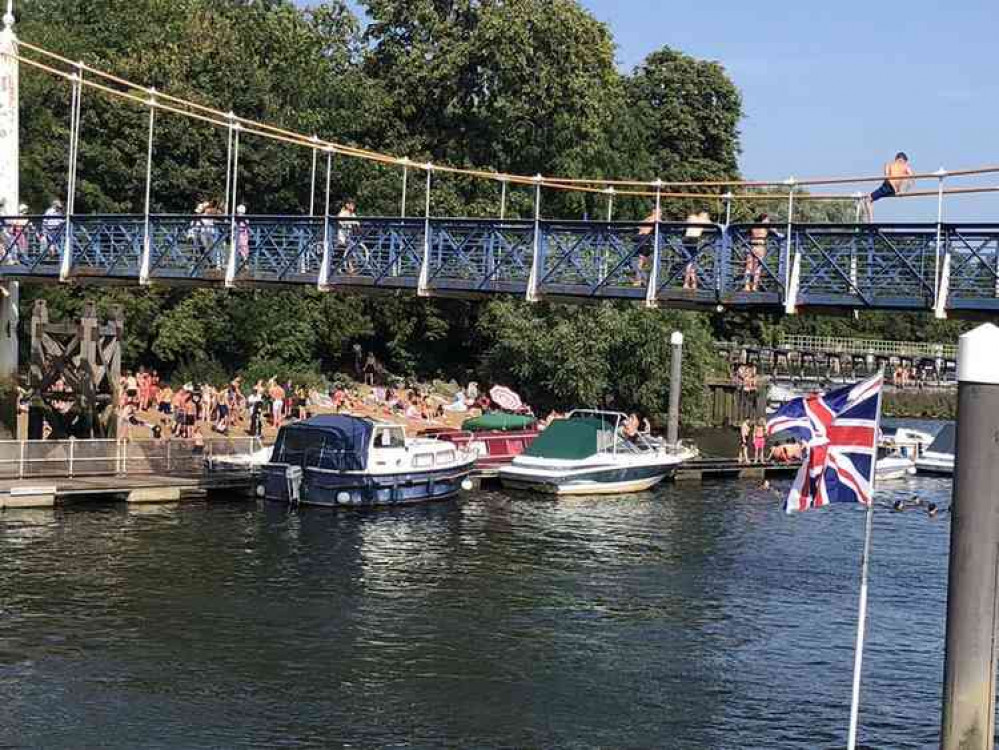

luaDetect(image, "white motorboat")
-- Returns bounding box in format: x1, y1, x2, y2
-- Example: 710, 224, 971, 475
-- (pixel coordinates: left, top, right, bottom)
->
915, 423, 955, 476
880, 426, 934, 460
498, 410, 697, 495
875, 453, 916, 481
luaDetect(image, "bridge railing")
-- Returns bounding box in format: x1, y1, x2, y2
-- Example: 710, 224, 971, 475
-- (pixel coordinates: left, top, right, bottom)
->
942, 224, 999, 309
426, 218, 533, 293
4, 215, 999, 313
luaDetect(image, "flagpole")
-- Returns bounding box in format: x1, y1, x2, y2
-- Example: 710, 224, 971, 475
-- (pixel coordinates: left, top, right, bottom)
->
847, 371, 883, 750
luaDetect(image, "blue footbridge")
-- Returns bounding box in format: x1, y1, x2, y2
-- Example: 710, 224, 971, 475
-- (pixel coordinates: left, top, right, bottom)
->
3, 32, 999, 317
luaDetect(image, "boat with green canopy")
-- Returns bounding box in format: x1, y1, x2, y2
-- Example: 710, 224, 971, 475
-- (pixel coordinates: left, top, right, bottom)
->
498, 410, 696, 495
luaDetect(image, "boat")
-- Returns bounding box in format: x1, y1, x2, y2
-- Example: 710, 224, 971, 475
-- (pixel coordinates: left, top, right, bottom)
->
875, 451, 916, 481
262, 415, 476, 507
873, 426, 933, 481
915, 423, 955, 476
880, 426, 934, 460
497, 410, 697, 495
208, 444, 273, 472
421, 412, 540, 474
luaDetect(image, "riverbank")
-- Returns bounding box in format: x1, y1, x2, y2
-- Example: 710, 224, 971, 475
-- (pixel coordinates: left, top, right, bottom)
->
883, 389, 956, 420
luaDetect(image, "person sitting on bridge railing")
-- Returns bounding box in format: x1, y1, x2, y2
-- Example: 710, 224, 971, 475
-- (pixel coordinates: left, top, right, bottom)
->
864, 152, 914, 220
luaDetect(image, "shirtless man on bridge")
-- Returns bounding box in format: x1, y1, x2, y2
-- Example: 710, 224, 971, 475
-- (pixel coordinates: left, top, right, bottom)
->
863, 152, 913, 220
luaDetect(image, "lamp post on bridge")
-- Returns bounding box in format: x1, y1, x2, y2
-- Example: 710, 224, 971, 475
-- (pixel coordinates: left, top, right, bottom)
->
0, 0, 20, 438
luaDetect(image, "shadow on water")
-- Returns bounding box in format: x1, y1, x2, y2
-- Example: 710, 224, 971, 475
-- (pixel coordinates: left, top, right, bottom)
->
0, 475, 955, 749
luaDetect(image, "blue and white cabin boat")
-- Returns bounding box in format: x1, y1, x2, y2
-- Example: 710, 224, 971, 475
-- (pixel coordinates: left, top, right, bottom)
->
262, 415, 476, 507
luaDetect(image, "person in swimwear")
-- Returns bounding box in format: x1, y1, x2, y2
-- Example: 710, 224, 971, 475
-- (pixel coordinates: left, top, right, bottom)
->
744, 213, 775, 292
864, 152, 913, 220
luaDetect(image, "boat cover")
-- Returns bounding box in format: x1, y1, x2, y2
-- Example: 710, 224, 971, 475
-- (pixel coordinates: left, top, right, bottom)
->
461, 412, 537, 432
926, 423, 955, 455
523, 417, 606, 460
272, 415, 373, 471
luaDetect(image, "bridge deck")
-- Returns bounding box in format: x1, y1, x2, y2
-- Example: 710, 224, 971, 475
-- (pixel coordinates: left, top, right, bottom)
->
2, 216, 996, 313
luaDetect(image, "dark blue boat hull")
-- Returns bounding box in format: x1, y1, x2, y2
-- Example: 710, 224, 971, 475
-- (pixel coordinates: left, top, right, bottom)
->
262, 462, 474, 507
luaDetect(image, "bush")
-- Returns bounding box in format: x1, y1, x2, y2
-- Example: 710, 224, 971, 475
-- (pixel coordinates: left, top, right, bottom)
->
170, 358, 230, 389
239, 358, 327, 392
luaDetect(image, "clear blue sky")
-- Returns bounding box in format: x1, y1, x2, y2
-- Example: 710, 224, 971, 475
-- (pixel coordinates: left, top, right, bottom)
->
340, 0, 996, 221
578, 0, 997, 221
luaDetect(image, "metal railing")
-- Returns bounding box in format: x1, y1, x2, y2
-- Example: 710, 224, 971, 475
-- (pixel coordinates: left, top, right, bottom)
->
3, 215, 999, 313
0, 437, 263, 480
777, 335, 957, 360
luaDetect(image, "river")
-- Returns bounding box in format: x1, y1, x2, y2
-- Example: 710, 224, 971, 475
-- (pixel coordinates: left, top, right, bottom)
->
0, 461, 955, 749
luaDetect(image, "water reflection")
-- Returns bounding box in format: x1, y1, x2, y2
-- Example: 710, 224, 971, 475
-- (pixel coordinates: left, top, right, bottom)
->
0, 477, 954, 749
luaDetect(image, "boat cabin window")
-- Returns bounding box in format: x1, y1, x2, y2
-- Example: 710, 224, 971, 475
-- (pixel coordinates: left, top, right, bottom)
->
374, 426, 406, 449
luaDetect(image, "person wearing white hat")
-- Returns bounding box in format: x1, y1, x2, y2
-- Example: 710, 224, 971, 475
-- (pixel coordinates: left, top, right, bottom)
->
235, 204, 250, 262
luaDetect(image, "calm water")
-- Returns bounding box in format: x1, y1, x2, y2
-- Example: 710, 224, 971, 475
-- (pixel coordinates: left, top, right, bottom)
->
0, 474, 954, 749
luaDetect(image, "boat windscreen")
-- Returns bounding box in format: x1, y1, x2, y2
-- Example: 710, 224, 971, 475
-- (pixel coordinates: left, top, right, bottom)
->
523, 418, 606, 460
926, 423, 955, 455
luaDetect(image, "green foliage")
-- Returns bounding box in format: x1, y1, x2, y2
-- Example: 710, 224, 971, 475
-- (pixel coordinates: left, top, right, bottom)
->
476, 301, 722, 427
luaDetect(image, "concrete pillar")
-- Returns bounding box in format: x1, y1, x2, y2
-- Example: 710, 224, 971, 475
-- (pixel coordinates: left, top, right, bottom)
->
0, 8, 20, 439
667, 331, 683, 446
940, 323, 999, 750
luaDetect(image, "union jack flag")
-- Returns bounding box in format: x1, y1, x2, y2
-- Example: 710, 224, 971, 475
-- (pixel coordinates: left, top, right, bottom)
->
766, 374, 883, 513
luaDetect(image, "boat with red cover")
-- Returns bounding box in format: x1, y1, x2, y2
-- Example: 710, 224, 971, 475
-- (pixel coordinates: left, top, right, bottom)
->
421, 412, 540, 475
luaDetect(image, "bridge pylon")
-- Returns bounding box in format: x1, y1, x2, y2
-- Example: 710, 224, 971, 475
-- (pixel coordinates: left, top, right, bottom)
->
0, 3, 20, 438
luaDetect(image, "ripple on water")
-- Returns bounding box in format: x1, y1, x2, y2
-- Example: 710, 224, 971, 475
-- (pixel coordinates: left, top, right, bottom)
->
0, 477, 954, 749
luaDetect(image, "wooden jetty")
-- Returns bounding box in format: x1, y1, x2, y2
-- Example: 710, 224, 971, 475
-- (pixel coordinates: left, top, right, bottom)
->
0, 437, 261, 508
667, 457, 801, 483
0, 472, 255, 508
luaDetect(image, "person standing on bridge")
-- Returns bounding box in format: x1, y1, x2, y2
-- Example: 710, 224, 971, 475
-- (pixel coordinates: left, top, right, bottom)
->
864, 152, 914, 220
682, 210, 710, 290
744, 213, 778, 292
337, 198, 359, 272
42, 199, 64, 259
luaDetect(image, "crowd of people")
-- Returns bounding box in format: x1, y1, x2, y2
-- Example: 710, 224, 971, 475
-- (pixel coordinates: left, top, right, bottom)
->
116, 370, 323, 441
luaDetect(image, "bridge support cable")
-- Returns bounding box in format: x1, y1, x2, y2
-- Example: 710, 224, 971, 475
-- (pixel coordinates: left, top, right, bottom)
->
59, 63, 82, 282
722, 191, 733, 227
223, 123, 241, 287
526, 175, 543, 302
400, 157, 410, 218
933, 168, 949, 318
782, 179, 798, 314
605, 187, 615, 222
318, 149, 333, 290
308, 135, 319, 217
499, 177, 507, 220
417, 164, 433, 296
223, 112, 235, 214
138, 89, 156, 285
645, 180, 663, 308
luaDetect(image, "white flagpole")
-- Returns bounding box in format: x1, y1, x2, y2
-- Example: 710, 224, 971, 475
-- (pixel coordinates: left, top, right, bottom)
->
846, 371, 883, 750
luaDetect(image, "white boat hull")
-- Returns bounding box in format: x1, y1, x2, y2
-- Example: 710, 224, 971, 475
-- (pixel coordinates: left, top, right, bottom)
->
499, 450, 693, 495
915, 452, 954, 476
875, 456, 916, 481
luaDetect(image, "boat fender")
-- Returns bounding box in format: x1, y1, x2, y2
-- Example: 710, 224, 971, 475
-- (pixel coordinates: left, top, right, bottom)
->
461, 478, 474, 491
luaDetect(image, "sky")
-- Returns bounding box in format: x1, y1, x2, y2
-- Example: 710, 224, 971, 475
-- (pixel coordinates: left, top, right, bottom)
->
345, 0, 998, 221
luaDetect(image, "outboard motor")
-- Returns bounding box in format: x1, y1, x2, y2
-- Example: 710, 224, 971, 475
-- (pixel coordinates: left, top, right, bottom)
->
285, 465, 303, 506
